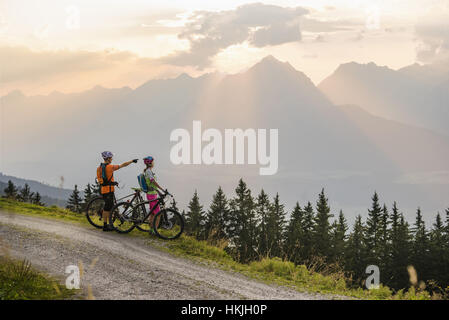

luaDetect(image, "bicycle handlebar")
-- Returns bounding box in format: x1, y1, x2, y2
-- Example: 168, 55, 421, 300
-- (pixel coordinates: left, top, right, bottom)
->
157, 189, 172, 197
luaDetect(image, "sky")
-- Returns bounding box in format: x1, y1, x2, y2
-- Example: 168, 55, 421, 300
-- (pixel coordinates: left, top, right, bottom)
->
1, 0, 449, 95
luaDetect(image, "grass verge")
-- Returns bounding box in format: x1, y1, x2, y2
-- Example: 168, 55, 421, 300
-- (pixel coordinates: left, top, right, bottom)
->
0, 255, 75, 300
0, 198, 434, 300
158, 234, 432, 300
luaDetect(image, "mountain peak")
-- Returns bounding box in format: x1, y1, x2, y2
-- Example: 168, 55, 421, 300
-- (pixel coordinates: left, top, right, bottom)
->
335, 61, 393, 74
3, 90, 25, 100
242, 55, 307, 81
260, 54, 281, 63
175, 72, 193, 80
252, 55, 293, 70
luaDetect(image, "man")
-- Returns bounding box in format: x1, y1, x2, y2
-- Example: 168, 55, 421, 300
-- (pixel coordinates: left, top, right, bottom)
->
97, 151, 137, 231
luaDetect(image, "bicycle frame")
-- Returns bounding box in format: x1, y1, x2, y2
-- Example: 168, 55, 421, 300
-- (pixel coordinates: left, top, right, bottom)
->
133, 192, 171, 223
116, 191, 144, 204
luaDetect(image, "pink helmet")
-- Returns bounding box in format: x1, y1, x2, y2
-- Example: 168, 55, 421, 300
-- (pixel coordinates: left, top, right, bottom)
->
143, 156, 154, 165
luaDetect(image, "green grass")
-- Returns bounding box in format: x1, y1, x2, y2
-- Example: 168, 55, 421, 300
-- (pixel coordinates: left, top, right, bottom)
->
0, 198, 435, 300
159, 235, 431, 300
0, 255, 76, 300
0, 198, 86, 224
152, 232, 433, 299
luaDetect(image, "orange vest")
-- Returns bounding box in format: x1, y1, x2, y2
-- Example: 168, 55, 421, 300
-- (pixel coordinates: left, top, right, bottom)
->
96, 164, 119, 194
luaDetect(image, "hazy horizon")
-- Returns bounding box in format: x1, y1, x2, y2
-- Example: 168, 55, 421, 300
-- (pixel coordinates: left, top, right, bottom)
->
0, 56, 440, 97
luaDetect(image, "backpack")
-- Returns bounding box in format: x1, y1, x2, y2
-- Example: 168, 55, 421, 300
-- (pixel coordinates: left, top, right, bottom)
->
137, 173, 149, 192
99, 163, 114, 186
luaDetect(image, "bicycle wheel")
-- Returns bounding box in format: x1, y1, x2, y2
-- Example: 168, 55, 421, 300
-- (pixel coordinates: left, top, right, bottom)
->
136, 219, 151, 232
153, 208, 184, 240
132, 202, 151, 232
110, 202, 136, 234
85, 196, 105, 229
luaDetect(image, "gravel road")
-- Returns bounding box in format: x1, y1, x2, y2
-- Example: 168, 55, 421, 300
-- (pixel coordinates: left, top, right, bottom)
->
0, 210, 343, 300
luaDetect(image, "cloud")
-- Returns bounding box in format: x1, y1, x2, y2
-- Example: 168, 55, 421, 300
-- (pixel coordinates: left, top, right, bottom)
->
300, 17, 357, 33
0, 46, 136, 82
395, 171, 449, 185
157, 3, 364, 69
315, 34, 325, 42
0, 4, 369, 92
352, 32, 364, 42
117, 9, 186, 37
251, 21, 302, 47
0, 46, 200, 95
302, 53, 318, 59
159, 3, 309, 69
415, 18, 449, 64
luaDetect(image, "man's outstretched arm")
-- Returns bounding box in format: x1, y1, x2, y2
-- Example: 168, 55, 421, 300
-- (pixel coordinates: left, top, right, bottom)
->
118, 159, 138, 169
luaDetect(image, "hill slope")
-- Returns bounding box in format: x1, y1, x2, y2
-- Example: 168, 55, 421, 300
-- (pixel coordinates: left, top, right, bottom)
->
0, 173, 74, 206
318, 61, 449, 136
0, 208, 341, 300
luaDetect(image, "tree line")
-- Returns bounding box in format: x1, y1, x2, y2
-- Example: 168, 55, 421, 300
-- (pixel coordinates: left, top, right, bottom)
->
3, 180, 45, 206
3, 180, 101, 212
65, 181, 101, 213
183, 179, 449, 293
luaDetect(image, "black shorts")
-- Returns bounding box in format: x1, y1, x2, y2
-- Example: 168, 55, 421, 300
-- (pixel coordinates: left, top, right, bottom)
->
102, 192, 114, 211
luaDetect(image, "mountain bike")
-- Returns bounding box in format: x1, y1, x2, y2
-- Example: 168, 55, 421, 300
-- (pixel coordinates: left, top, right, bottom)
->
108, 187, 150, 233
84, 182, 136, 229
110, 189, 184, 240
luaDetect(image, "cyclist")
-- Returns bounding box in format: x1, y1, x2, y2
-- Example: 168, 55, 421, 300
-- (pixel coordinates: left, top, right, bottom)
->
97, 151, 138, 231
142, 156, 166, 229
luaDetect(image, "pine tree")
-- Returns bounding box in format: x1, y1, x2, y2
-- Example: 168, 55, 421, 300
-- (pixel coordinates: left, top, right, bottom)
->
169, 198, 179, 212
255, 189, 271, 258
265, 193, 286, 258
443, 208, 449, 287
386, 202, 400, 288
411, 207, 429, 283
66, 185, 82, 213
330, 210, 348, 263
389, 213, 412, 290
378, 204, 390, 272
83, 183, 94, 204
32, 192, 44, 206
445, 208, 449, 236
428, 213, 447, 284
18, 183, 33, 202
365, 192, 383, 266
284, 202, 303, 263
81, 183, 94, 211
93, 179, 102, 195
185, 190, 205, 239
228, 179, 257, 263
3, 180, 18, 199
312, 189, 333, 259
443, 208, 449, 255
300, 202, 315, 263
345, 215, 367, 284
204, 186, 229, 241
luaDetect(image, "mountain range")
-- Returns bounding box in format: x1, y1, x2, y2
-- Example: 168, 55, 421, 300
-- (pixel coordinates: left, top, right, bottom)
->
319, 61, 449, 136
0, 173, 71, 206
1, 55, 448, 223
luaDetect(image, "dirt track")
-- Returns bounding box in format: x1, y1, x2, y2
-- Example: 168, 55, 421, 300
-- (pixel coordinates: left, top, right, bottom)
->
0, 211, 343, 300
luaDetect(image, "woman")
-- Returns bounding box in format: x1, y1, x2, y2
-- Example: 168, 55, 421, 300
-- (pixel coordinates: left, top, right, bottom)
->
142, 156, 166, 228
